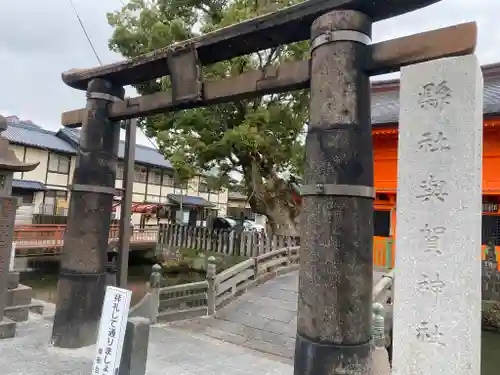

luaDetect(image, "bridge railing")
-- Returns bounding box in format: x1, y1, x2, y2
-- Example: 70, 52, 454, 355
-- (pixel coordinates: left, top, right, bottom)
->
13, 224, 160, 254
132, 245, 396, 326
13, 224, 65, 250
138, 246, 301, 323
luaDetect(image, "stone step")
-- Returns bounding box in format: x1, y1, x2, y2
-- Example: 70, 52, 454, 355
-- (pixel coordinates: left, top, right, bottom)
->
6, 285, 33, 307
4, 303, 44, 322
7, 272, 19, 289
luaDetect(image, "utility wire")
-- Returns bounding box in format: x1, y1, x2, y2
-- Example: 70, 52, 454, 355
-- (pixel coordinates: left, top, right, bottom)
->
116, 0, 161, 150
68, 0, 103, 66
69, 0, 161, 150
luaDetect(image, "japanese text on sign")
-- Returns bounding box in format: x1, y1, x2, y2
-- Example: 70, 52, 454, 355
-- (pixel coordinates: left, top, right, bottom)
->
92, 286, 131, 375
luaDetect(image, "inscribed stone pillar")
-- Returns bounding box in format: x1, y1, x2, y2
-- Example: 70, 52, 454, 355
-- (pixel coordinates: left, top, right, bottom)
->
0, 115, 38, 338
51, 79, 124, 348
295, 10, 373, 375
392, 55, 483, 375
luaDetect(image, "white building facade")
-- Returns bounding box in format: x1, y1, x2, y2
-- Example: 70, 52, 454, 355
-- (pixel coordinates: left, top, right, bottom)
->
4, 116, 228, 225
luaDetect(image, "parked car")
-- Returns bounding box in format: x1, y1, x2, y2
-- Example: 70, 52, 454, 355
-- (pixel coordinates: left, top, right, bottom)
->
243, 220, 266, 233
212, 217, 266, 236
212, 217, 238, 231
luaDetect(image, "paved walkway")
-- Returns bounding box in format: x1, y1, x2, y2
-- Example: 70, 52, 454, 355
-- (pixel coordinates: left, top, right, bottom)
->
0, 271, 388, 374
0, 312, 292, 375
169, 270, 387, 360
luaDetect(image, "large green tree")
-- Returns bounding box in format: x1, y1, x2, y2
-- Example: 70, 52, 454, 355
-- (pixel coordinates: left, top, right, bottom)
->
107, 0, 308, 235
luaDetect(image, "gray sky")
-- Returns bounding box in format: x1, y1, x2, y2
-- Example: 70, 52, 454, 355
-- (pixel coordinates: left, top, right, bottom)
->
0, 0, 497, 146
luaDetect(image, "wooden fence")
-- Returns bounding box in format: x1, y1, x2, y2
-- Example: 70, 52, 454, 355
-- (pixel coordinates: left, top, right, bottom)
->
157, 223, 300, 257
130, 246, 300, 323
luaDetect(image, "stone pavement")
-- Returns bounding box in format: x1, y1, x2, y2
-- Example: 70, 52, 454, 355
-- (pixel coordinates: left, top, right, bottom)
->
169, 270, 387, 360
0, 311, 292, 375
0, 270, 388, 374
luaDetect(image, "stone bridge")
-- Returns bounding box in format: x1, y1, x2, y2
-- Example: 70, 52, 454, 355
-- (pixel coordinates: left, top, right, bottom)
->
165, 270, 390, 361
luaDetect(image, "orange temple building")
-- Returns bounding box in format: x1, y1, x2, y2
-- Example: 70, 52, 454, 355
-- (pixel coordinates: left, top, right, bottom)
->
370, 62, 500, 268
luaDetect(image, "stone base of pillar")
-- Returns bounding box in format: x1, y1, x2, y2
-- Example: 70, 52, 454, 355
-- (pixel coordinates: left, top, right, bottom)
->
0, 317, 16, 339
4, 271, 44, 323
7, 272, 19, 289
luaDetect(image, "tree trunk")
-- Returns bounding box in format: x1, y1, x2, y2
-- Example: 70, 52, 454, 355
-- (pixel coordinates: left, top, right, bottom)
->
262, 200, 300, 236
243, 159, 300, 236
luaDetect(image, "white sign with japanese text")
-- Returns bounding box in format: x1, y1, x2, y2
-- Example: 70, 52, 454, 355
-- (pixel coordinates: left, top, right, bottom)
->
91, 286, 132, 375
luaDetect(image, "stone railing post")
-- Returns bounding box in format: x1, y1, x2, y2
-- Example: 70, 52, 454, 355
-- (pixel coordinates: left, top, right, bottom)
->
206, 256, 217, 315
155, 223, 165, 257
254, 256, 260, 278
287, 246, 294, 266
149, 264, 162, 324
372, 302, 385, 346
370, 303, 390, 375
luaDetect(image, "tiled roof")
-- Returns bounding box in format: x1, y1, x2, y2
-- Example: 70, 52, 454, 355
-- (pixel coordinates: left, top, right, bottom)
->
12, 179, 46, 190
167, 194, 214, 207
371, 64, 500, 125
4, 121, 77, 154
228, 191, 246, 200
127, 143, 172, 169
57, 128, 172, 169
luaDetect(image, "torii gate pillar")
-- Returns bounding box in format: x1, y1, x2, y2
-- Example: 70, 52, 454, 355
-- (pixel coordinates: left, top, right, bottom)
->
296, 10, 374, 375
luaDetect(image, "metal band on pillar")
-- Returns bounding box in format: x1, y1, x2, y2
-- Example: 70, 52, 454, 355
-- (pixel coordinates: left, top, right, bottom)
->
310, 30, 371, 53
59, 268, 107, 282
70, 184, 120, 196
300, 184, 375, 199
86, 92, 124, 103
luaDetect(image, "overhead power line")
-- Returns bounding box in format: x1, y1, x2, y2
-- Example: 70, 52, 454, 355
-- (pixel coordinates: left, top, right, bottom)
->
68, 0, 162, 150
68, 0, 103, 66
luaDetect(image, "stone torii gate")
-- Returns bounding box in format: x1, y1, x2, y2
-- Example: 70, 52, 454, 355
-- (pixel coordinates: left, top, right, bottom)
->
54, 0, 476, 373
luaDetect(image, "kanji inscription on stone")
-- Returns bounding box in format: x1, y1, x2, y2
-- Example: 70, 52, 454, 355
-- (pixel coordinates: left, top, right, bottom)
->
420, 224, 446, 255
417, 272, 446, 302
418, 131, 451, 152
418, 81, 452, 109
0, 197, 18, 320
416, 321, 445, 346
416, 174, 448, 202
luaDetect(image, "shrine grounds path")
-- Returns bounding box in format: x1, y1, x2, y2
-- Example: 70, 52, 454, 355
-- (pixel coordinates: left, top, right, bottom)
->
0, 270, 386, 375
0, 310, 292, 375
